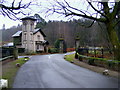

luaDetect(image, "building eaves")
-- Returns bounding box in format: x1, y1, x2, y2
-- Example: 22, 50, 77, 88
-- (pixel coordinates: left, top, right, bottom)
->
33, 28, 46, 37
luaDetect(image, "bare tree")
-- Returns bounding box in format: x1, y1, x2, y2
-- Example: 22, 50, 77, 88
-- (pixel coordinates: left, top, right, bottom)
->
45, 0, 120, 60
0, 0, 33, 20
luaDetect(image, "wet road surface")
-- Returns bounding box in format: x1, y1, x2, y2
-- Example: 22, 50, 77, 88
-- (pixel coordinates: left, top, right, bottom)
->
13, 53, 118, 88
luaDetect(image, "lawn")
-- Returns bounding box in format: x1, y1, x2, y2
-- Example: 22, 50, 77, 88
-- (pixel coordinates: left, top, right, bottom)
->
2, 58, 29, 88
64, 54, 75, 62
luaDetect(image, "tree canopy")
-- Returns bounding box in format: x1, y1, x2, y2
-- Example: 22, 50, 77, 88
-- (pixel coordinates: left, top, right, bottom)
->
45, 0, 120, 60
34, 14, 47, 29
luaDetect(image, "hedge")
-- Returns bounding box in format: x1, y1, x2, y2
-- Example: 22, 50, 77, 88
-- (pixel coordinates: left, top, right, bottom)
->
76, 53, 120, 71
48, 48, 59, 53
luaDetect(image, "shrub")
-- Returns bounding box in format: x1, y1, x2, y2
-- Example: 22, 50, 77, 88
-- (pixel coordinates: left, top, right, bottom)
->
106, 60, 119, 71
18, 48, 25, 53
77, 53, 120, 71
88, 58, 95, 65
107, 60, 114, 68
25, 51, 36, 55
78, 56, 82, 61
48, 48, 59, 53
54, 39, 67, 53
54, 39, 60, 49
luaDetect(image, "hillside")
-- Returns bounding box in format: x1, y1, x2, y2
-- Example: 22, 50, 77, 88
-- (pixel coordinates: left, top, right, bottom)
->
1, 26, 22, 44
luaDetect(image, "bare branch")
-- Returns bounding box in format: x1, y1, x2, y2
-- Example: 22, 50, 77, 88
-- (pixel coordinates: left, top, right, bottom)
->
46, 0, 107, 23
113, 18, 120, 28
76, 12, 99, 28
68, 12, 105, 22
112, 1, 120, 18
12, 0, 15, 8
100, 1, 109, 15
0, 0, 32, 20
63, 0, 87, 16
77, 19, 95, 28
86, 0, 108, 20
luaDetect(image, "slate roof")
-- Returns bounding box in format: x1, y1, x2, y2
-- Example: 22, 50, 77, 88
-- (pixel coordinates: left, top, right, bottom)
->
21, 16, 36, 21
33, 28, 46, 37
12, 29, 46, 37
3, 42, 14, 47
12, 31, 22, 37
34, 28, 40, 33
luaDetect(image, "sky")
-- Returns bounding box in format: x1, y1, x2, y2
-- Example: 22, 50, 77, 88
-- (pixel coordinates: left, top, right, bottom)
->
0, 0, 93, 29
0, 0, 117, 29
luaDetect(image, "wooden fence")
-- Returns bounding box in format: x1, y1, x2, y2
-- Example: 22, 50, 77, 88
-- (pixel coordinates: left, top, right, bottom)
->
0, 47, 13, 58
76, 48, 113, 59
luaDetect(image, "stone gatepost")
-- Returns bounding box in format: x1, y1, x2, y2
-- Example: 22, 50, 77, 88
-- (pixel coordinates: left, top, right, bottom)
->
44, 45, 49, 53
13, 46, 18, 59
44, 41, 49, 53
75, 36, 80, 50
46, 47, 49, 53
59, 38, 64, 53
75, 36, 80, 59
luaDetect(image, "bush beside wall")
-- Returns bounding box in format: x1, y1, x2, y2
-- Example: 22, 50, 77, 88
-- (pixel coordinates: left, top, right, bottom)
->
76, 53, 119, 71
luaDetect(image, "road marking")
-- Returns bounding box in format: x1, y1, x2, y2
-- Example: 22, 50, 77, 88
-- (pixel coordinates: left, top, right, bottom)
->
29, 56, 32, 58
48, 56, 51, 59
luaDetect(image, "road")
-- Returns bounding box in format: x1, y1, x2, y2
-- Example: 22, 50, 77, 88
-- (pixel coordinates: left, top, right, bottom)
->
13, 53, 118, 88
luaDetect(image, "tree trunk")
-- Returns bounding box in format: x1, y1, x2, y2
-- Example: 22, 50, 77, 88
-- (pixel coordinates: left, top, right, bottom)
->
105, 22, 120, 60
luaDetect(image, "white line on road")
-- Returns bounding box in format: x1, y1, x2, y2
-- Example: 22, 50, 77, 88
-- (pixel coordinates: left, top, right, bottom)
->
29, 56, 32, 58
48, 55, 51, 59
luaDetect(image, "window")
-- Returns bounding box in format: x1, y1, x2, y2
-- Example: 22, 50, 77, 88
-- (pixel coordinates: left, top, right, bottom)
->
36, 45, 39, 50
30, 24, 33, 31
30, 21, 34, 31
37, 35, 40, 41
25, 25, 27, 31
24, 33, 27, 40
30, 33, 33, 40
23, 21, 27, 31
23, 21, 27, 25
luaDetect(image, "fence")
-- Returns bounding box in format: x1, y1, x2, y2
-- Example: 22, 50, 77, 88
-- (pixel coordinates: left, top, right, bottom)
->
75, 48, 119, 71
0, 47, 14, 58
76, 48, 113, 59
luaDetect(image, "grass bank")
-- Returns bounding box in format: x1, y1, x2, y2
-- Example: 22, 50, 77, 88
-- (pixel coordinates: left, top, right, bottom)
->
64, 54, 119, 78
2, 58, 29, 88
64, 54, 75, 62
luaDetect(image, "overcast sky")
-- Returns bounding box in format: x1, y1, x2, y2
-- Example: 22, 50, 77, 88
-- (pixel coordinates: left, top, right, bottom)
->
0, 0, 116, 29
0, 0, 96, 29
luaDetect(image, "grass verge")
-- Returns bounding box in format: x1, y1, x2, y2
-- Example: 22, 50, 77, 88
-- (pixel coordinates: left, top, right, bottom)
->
2, 58, 29, 88
64, 54, 75, 62
64, 54, 119, 78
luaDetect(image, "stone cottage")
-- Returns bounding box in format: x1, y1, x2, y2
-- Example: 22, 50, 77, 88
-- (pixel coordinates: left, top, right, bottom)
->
12, 16, 48, 53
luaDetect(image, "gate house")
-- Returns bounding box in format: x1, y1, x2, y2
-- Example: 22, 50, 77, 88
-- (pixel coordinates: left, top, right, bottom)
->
12, 16, 48, 53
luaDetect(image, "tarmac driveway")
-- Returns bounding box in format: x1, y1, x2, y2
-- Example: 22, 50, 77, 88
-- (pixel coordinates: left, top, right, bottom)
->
13, 53, 118, 88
